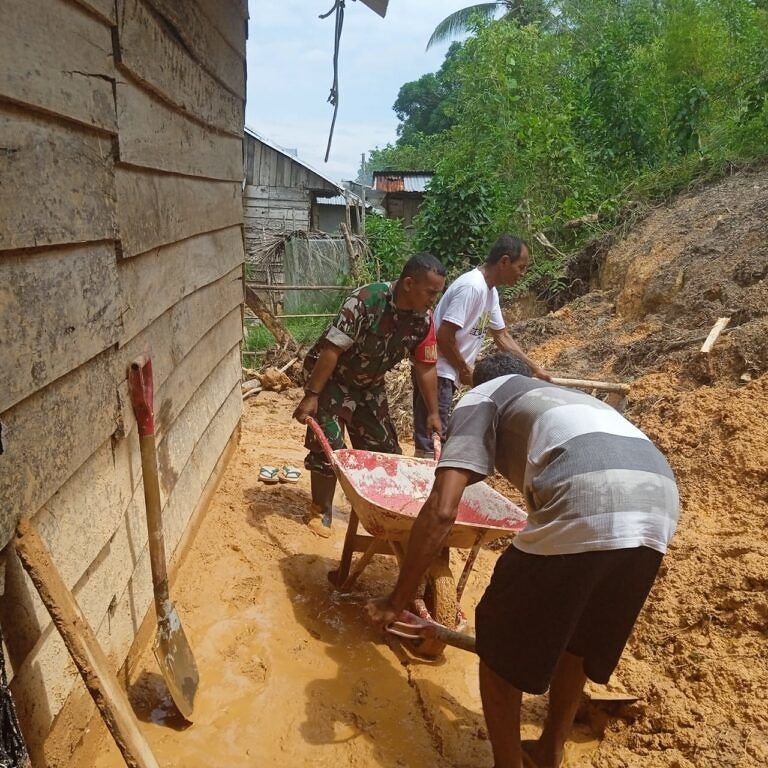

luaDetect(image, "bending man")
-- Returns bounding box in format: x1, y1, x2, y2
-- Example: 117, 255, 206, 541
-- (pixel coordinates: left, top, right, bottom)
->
293, 253, 446, 537
370, 352, 679, 768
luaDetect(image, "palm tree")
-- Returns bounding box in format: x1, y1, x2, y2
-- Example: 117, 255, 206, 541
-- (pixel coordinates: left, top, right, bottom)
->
426, 1, 549, 50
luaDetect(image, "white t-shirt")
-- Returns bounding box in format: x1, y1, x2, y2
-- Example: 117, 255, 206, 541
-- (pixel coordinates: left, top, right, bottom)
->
434, 268, 506, 383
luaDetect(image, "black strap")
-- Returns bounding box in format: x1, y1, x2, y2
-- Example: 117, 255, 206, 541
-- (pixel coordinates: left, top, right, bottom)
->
320, 0, 346, 162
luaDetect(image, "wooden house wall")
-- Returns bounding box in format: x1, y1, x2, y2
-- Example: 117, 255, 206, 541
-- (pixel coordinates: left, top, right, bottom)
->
0, 0, 247, 760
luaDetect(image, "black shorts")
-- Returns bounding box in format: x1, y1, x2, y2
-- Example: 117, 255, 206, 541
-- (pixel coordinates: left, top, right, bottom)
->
475, 545, 663, 694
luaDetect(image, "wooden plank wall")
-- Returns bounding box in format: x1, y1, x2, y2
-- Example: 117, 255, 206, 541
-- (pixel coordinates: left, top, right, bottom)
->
0, 0, 247, 761
242, 135, 340, 262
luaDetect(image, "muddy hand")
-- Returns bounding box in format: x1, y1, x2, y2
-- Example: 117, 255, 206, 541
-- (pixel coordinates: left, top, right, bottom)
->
386, 610, 440, 641
365, 597, 399, 633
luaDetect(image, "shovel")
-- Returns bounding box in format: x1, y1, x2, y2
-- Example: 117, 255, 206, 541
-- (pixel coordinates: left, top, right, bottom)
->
128, 355, 199, 721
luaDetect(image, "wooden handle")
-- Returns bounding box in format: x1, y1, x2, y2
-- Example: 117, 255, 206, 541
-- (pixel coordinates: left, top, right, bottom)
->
305, 416, 336, 466
15, 519, 160, 768
550, 377, 630, 394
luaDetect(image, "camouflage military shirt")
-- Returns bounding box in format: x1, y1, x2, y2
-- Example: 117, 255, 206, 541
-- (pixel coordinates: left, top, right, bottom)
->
304, 281, 434, 387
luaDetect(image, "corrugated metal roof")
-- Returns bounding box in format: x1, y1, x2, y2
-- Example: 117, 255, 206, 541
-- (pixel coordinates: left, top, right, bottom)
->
315, 195, 347, 206
372, 172, 433, 193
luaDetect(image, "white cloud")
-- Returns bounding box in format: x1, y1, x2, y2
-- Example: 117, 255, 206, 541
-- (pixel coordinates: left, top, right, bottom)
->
246, 0, 472, 178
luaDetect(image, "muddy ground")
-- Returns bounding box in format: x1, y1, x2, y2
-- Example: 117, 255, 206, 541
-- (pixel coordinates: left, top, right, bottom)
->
70, 168, 767, 767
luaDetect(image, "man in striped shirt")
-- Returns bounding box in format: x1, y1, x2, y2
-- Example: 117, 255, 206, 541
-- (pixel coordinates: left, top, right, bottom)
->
368, 352, 679, 768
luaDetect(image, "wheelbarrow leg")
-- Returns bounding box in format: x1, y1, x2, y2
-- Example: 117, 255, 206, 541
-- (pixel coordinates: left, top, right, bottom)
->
330, 507, 359, 588
339, 535, 380, 592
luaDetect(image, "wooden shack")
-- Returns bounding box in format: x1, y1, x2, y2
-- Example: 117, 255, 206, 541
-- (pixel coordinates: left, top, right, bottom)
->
0, 0, 247, 762
372, 170, 433, 228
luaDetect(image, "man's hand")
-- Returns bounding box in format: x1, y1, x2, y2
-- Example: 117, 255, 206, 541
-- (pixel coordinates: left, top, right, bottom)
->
531, 364, 552, 382
426, 412, 443, 439
459, 365, 474, 387
292, 393, 318, 424
366, 597, 399, 633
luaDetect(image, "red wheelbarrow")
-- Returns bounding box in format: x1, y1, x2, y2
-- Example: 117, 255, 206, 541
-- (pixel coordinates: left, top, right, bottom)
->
305, 417, 527, 655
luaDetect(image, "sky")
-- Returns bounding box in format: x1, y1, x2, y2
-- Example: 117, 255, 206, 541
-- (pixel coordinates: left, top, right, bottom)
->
246, 0, 475, 183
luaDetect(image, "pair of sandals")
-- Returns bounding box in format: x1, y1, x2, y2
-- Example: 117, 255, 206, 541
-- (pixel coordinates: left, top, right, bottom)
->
259, 465, 301, 484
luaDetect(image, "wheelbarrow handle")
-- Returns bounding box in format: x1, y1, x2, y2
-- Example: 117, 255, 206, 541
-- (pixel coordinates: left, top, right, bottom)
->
128, 355, 155, 437
304, 416, 336, 466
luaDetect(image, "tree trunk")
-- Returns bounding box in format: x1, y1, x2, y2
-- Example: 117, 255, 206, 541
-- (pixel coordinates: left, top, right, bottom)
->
245, 286, 296, 349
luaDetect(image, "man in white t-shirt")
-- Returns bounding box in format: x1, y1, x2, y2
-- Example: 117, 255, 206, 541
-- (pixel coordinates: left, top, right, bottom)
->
413, 234, 548, 457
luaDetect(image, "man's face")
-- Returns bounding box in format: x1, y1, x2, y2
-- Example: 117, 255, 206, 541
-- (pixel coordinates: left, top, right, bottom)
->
402, 271, 445, 312
500, 247, 530, 287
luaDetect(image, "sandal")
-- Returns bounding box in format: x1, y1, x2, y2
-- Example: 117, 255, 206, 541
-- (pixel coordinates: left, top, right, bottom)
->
258, 466, 280, 484
279, 465, 302, 484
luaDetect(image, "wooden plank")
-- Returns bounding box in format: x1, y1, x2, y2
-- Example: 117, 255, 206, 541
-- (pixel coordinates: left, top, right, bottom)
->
245, 138, 255, 183
244, 185, 310, 202
0, 351, 120, 550
251, 141, 263, 184
116, 0, 244, 136
117, 225, 243, 344
258, 146, 277, 186
0, 243, 121, 413
14, 519, 161, 768
0, 105, 117, 251
700, 317, 731, 353
118, 266, 243, 412
144, 0, 244, 95
0, 0, 117, 132
114, 167, 242, 257
72, 0, 117, 24
195, 0, 247, 54
31, 309, 241, 599
115, 80, 242, 180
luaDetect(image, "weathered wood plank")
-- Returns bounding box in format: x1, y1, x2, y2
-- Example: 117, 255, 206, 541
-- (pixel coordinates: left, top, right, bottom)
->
144, 0, 245, 95
0, 105, 117, 251
0, 0, 117, 132
195, 0, 247, 54
244, 184, 311, 202
29, 307, 241, 605
258, 146, 277, 186
118, 265, 243, 409
115, 80, 242, 180
0, 352, 120, 550
118, 225, 243, 344
0, 243, 121, 414
116, 0, 244, 136
250, 141, 262, 185
245, 137, 255, 183
114, 167, 242, 257
72, 0, 117, 24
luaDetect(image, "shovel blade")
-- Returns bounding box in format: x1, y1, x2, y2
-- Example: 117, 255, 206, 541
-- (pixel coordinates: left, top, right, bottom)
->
152, 603, 199, 722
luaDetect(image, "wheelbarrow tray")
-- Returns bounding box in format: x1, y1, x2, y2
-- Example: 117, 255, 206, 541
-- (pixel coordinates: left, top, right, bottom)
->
330, 448, 527, 548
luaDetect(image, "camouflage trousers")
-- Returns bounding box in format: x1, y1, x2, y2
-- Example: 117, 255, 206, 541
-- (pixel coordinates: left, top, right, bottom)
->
304, 377, 402, 476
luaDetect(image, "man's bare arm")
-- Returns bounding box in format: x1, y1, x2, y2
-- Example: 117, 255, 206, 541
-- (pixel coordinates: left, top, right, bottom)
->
437, 321, 473, 385
490, 328, 550, 380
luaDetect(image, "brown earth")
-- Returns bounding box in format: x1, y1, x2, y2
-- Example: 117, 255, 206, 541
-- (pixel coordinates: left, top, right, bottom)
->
69, 168, 767, 767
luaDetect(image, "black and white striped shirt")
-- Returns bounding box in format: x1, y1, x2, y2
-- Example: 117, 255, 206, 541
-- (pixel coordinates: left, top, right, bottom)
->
438, 375, 679, 556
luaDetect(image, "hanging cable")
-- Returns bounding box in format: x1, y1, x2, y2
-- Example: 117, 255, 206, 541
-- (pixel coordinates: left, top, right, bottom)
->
319, 0, 345, 162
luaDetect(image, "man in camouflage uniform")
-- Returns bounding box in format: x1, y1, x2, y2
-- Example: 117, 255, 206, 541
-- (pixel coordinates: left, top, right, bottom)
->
293, 252, 446, 537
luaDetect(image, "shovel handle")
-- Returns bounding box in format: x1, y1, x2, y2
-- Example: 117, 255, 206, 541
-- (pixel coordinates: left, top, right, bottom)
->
305, 416, 336, 466
128, 355, 155, 436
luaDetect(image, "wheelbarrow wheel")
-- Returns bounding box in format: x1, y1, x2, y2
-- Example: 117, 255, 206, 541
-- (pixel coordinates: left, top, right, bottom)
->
415, 558, 457, 659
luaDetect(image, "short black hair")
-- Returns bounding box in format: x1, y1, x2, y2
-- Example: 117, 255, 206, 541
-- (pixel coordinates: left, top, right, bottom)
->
399, 251, 447, 280
487, 234, 528, 265
473, 352, 532, 386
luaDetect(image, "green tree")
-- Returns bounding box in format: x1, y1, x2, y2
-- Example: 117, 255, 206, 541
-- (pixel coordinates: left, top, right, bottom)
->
426, 1, 553, 49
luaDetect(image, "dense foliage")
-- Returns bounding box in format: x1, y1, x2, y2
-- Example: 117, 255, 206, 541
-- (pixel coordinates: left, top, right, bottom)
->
361, 214, 410, 280
364, 0, 768, 283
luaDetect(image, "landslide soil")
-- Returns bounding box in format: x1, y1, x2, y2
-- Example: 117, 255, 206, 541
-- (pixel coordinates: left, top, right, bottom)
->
70, 168, 767, 768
